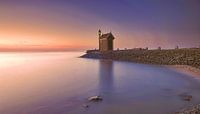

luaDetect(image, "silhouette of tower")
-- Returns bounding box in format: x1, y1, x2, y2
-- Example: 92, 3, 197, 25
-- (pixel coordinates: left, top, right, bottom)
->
98, 30, 115, 51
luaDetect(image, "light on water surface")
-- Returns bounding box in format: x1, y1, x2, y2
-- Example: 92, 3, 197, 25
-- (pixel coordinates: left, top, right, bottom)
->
0, 52, 200, 114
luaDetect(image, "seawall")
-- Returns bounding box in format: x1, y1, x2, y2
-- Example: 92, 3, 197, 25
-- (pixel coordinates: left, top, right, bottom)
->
81, 48, 200, 69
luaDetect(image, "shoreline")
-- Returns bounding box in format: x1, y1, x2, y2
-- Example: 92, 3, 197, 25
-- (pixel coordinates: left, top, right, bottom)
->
81, 49, 200, 114
167, 65, 200, 79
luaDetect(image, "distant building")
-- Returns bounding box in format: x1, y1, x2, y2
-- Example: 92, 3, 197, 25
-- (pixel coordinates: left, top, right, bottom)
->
98, 29, 115, 51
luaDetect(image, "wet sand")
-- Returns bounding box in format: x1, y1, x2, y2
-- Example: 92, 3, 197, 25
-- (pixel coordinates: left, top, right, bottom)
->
167, 65, 200, 79
166, 65, 200, 113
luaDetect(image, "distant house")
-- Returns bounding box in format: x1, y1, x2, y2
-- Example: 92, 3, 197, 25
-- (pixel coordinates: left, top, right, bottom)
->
98, 29, 115, 51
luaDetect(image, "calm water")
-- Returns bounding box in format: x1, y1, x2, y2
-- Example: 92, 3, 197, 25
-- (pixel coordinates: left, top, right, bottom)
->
0, 52, 200, 114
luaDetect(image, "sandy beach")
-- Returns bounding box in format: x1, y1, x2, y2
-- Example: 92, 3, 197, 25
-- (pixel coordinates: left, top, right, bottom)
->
166, 65, 200, 114
167, 65, 200, 79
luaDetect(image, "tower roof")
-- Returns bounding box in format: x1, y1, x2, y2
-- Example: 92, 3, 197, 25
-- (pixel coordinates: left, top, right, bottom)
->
99, 32, 115, 40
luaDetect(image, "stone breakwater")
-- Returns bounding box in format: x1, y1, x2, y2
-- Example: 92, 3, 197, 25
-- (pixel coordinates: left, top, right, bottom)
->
81, 48, 200, 69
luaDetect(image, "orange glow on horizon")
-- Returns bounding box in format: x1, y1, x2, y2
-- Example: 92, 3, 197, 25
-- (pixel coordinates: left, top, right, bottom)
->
0, 4, 98, 50
1, 1, 199, 50
0, 23, 97, 50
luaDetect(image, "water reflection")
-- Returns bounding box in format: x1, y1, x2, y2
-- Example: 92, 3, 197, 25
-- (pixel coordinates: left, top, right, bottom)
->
98, 60, 114, 94
1, 52, 200, 114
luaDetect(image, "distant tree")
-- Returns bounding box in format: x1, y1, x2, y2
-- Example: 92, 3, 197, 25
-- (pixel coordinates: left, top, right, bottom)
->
145, 47, 148, 50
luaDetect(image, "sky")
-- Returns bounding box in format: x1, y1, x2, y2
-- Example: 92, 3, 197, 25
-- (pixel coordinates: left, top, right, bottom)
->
0, 0, 200, 50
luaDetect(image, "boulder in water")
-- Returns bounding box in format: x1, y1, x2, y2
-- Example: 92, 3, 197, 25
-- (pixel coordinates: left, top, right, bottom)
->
179, 93, 193, 101
183, 95, 192, 101
88, 96, 103, 102
82, 104, 89, 108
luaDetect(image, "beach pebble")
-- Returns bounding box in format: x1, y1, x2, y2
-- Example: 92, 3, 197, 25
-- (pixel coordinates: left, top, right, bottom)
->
175, 104, 200, 114
82, 104, 89, 108
183, 95, 192, 101
179, 93, 193, 101
88, 96, 103, 102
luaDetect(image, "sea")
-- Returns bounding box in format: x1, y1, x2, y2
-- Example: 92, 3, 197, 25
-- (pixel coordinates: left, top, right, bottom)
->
0, 52, 200, 114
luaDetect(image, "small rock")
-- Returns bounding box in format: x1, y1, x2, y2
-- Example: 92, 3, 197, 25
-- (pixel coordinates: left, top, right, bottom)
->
88, 96, 103, 102
175, 104, 200, 114
183, 95, 193, 101
83, 104, 89, 108
179, 93, 193, 101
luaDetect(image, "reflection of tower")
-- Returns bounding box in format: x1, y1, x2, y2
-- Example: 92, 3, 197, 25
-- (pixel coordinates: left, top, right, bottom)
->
98, 60, 114, 94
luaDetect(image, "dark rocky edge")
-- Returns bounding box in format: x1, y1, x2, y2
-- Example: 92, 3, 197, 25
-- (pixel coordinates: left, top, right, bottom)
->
175, 104, 200, 114
81, 48, 200, 69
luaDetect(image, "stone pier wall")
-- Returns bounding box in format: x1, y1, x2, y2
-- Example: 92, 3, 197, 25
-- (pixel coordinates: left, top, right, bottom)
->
81, 48, 200, 69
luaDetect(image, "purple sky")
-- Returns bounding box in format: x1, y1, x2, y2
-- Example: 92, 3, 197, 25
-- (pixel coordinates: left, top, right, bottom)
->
0, 0, 200, 50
